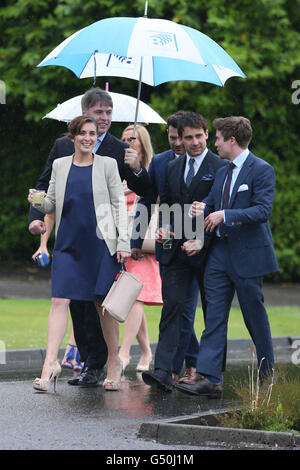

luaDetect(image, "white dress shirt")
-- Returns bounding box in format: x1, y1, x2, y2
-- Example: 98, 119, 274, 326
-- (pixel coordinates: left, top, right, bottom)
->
220, 148, 250, 229
226, 148, 250, 199
184, 147, 208, 183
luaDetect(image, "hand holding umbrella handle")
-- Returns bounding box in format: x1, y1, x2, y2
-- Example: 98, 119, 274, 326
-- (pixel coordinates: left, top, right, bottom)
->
129, 136, 136, 149
124, 147, 141, 173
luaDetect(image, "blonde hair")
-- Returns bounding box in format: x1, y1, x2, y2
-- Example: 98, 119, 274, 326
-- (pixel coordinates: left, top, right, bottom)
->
122, 124, 153, 170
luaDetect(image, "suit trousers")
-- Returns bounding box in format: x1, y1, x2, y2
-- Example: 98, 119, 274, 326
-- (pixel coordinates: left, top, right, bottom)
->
171, 275, 200, 373
196, 238, 275, 381
155, 249, 206, 374
69, 300, 108, 370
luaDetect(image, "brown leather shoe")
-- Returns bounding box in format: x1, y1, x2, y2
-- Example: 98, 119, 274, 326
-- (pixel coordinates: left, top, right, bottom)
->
175, 373, 223, 398
177, 367, 197, 384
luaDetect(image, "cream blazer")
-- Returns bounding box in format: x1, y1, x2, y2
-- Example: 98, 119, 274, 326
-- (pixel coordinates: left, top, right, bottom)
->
34, 155, 130, 255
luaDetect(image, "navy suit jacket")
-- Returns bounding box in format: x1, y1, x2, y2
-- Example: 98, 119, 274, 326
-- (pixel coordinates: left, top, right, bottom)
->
148, 149, 176, 201
29, 132, 151, 223
158, 149, 227, 265
131, 149, 176, 253
204, 152, 278, 278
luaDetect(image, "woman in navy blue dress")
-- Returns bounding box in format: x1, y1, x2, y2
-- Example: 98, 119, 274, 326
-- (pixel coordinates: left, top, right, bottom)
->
28, 116, 130, 392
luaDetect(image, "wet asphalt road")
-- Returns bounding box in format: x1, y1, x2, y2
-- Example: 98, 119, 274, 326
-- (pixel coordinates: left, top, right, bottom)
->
1, 349, 299, 452
0, 264, 299, 452
0, 367, 229, 452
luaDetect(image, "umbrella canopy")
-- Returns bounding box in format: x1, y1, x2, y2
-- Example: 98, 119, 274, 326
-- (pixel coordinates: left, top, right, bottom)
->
43, 91, 166, 124
37, 10, 246, 139
42, 53, 244, 88
37, 17, 246, 86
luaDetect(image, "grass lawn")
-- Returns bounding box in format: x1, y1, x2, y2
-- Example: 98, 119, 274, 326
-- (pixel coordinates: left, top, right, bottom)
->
0, 298, 299, 350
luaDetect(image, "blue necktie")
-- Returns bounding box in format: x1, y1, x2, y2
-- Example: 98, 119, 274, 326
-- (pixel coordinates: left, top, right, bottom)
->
93, 137, 102, 153
219, 162, 235, 238
186, 158, 195, 188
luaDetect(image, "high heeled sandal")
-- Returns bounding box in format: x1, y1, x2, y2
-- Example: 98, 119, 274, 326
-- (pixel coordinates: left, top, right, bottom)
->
103, 359, 123, 391
136, 354, 153, 372
73, 348, 84, 371
118, 355, 131, 373
61, 344, 76, 369
33, 362, 61, 393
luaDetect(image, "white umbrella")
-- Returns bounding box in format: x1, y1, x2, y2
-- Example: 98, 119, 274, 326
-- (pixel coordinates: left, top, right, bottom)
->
43, 91, 166, 124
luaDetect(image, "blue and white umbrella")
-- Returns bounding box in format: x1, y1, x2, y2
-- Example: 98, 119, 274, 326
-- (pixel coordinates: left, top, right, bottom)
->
37, 8, 246, 136
38, 16, 246, 86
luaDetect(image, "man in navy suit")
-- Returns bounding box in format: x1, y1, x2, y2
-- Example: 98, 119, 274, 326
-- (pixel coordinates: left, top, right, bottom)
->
176, 116, 278, 398
28, 87, 151, 387
142, 112, 227, 391
131, 111, 201, 383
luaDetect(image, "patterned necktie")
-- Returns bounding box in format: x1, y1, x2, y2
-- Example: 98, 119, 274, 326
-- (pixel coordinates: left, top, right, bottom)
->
186, 158, 195, 188
219, 162, 235, 237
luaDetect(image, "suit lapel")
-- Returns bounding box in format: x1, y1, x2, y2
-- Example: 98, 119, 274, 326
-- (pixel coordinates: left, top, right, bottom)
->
190, 150, 214, 194
96, 132, 112, 156
92, 155, 105, 207
57, 157, 73, 201
166, 150, 176, 163
56, 156, 73, 230
229, 153, 253, 208
173, 154, 186, 197
215, 166, 228, 210
187, 150, 213, 196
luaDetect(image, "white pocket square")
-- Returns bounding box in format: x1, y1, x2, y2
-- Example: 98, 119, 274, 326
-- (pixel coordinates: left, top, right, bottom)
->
237, 184, 248, 192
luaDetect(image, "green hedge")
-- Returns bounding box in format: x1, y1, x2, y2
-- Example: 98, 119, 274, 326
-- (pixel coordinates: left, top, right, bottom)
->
0, 0, 299, 281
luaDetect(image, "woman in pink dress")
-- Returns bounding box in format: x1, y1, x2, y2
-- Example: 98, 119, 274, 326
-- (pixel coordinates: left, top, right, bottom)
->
119, 124, 163, 373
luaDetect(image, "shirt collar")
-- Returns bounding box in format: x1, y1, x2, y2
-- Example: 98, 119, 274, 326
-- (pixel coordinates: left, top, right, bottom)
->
97, 132, 106, 143
232, 148, 249, 168
93, 132, 106, 153
186, 147, 208, 161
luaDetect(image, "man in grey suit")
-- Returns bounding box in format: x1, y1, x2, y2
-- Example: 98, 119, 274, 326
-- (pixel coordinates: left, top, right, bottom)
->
142, 112, 227, 391
28, 87, 151, 387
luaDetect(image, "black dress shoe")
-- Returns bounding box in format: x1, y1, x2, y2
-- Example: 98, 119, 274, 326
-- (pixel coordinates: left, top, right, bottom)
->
68, 366, 88, 386
175, 374, 223, 398
78, 367, 105, 387
142, 369, 173, 392
68, 367, 104, 387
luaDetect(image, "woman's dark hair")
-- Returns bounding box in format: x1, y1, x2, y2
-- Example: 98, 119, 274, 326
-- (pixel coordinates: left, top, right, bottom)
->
66, 115, 98, 140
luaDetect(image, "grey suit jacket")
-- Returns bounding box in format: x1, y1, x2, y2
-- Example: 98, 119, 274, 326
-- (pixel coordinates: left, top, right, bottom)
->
32, 154, 130, 256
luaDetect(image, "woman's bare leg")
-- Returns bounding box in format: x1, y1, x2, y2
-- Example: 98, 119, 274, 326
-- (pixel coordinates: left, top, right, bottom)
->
41, 297, 70, 379
136, 312, 152, 369
95, 303, 121, 382
118, 300, 144, 362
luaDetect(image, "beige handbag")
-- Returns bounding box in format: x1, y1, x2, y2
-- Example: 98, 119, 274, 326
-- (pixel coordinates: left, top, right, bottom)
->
101, 268, 143, 322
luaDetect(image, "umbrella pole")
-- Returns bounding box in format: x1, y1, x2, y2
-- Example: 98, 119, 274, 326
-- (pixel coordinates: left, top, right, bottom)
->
131, 0, 148, 143
131, 56, 143, 142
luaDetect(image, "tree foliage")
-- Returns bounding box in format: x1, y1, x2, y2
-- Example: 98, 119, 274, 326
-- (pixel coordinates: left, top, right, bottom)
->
0, 0, 299, 280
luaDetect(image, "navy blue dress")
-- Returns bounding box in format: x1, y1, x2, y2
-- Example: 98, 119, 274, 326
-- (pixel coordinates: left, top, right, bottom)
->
51, 163, 121, 301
